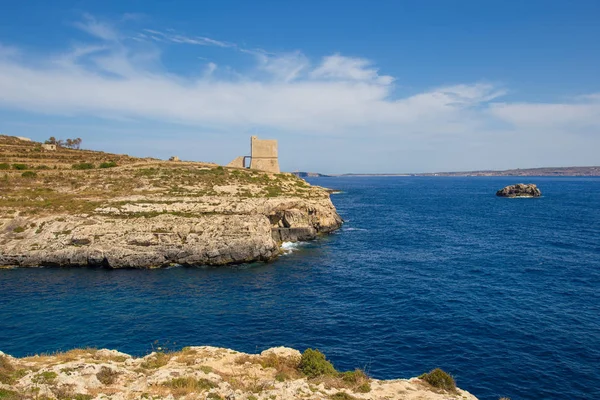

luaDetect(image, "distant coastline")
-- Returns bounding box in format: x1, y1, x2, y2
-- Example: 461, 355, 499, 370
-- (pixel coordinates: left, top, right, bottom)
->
293, 166, 600, 178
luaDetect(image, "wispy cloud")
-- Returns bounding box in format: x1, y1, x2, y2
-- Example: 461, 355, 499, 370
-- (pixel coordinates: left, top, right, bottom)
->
73, 13, 119, 42
142, 29, 234, 48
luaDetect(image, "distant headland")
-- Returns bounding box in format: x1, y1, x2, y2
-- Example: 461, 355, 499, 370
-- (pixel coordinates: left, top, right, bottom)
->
293, 166, 600, 178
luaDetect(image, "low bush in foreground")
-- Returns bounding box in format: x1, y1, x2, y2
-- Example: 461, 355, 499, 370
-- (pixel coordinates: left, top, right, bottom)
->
99, 161, 117, 169
419, 368, 456, 392
0, 356, 15, 384
162, 377, 216, 395
96, 366, 119, 385
299, 349, 337, 378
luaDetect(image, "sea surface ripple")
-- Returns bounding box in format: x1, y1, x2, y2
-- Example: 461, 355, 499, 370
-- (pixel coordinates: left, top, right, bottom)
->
1, 177, 599, 399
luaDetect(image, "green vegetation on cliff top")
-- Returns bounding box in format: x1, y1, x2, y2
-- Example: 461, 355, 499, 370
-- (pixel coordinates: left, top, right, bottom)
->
0, 135, 323, 218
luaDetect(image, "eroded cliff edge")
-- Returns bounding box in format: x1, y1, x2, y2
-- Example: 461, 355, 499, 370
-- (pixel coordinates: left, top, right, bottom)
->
0, 136, 342, 268
0, 346, 478, 400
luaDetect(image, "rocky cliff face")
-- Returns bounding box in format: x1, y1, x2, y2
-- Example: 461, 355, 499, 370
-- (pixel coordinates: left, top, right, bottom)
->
496, 183, 542, 198
0, 136, 342, 268
0, 196, 342, 268
0, 346, 478, 400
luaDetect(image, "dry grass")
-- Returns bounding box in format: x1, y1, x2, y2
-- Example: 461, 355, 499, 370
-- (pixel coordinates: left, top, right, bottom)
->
96, 366, 120, 385
0, 135, 326, 220
140, 352, 173, 369
21, 348, 98, 365
258, 352, 302, 382
0, 355, 16, 384
161, 377, 217, 396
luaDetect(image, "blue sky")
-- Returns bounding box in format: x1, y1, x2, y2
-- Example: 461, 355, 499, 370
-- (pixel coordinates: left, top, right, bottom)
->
0, 0, 599, 173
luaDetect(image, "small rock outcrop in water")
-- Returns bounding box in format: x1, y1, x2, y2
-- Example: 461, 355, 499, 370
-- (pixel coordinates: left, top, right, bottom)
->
0, 346, 478, 399
496, 183, 541, 198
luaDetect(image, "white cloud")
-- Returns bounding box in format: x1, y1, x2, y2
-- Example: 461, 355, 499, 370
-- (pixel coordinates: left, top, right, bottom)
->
143, 29, 234, 48
256, 51, 310, 82
488, 99, 600, 130
0, 15, 598, 171
74, 14, 119, 42
311, 54, 394, 85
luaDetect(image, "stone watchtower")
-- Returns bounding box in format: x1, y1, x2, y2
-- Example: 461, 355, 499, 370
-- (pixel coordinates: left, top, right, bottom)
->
249, 136, 280, 173
226, 136, 280, 173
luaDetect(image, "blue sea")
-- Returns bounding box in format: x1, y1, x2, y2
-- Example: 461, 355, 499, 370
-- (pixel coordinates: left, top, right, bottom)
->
1, 177, 599, 399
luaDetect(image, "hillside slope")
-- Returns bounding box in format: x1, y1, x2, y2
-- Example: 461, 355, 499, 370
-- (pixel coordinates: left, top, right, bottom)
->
0, 136, 342, 268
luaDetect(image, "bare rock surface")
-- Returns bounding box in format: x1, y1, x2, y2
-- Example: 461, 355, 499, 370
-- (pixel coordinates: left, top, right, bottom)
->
0, 346, 478, 400
0, 196, 342, 268
496, 183, 541, 198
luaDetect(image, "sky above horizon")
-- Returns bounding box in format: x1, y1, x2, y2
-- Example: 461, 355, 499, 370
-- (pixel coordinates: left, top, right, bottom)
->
0, 0, 599, 173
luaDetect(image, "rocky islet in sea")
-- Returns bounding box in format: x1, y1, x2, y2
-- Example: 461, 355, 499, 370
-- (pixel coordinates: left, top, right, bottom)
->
496, 183, 542, 198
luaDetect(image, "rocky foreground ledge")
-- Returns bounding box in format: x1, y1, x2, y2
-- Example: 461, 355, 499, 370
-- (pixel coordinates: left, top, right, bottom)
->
0, 136, 342, 268
0, 346, 478, 400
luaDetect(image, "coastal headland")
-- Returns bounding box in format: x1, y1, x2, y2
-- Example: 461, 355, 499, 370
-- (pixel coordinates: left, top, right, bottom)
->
0, 136, 342, 268
0, 346, 478, 399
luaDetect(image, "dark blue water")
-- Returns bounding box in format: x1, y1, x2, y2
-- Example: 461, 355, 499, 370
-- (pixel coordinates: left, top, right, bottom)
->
1, 177, 599, 399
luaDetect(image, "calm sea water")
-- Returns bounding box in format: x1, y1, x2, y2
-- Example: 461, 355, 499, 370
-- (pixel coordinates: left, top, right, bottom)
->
1, 177, 599, 399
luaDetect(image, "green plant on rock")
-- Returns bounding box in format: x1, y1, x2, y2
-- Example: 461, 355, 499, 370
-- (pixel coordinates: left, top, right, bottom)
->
140, 352, 171, 369
0, 356, 16, 384
163, 377, 216, 393
298, 349, 337, 378
419, 368, 456, 392
71, 163, 95, 170
32, 371, 57, 384
21, 171, 37, 178
329, 392, 358, 400
0, 388, 21, 400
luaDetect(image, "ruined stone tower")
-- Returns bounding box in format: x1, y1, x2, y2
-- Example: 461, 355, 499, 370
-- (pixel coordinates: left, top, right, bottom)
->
226, 136, 280, 173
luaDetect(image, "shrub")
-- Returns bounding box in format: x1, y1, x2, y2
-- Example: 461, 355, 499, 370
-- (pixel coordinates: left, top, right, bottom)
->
36, 165, 51, 170
72, 163, 95, 170
96, 366, 119, 385
140, 352, 171, 369
340, 369, 371, 392
0, 163, 9, 170
32, 371, 57, 384
12, 164, 28, 170
0, 356, 15, 384
99, 161, 117, 169
12, 226, 25, 233
21, 171, 37, 178
299, 349, 337, 378
162, 377, 216, 394
419, 368, 456, 392
0, 388, 20, 399
329, 393, 358, 400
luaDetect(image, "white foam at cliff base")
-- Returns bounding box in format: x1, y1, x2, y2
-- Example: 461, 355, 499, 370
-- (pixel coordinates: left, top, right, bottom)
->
281, 242, 304, 254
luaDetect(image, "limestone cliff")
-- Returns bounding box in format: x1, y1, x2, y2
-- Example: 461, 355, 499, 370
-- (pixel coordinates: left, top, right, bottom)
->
0, 346, 478, 400
0, 136, 342, 268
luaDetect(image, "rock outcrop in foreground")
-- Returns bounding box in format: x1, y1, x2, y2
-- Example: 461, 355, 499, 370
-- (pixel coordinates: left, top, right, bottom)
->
0, 136, 342, 268
0, 346, 478, 400
496, 183, 541, 198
